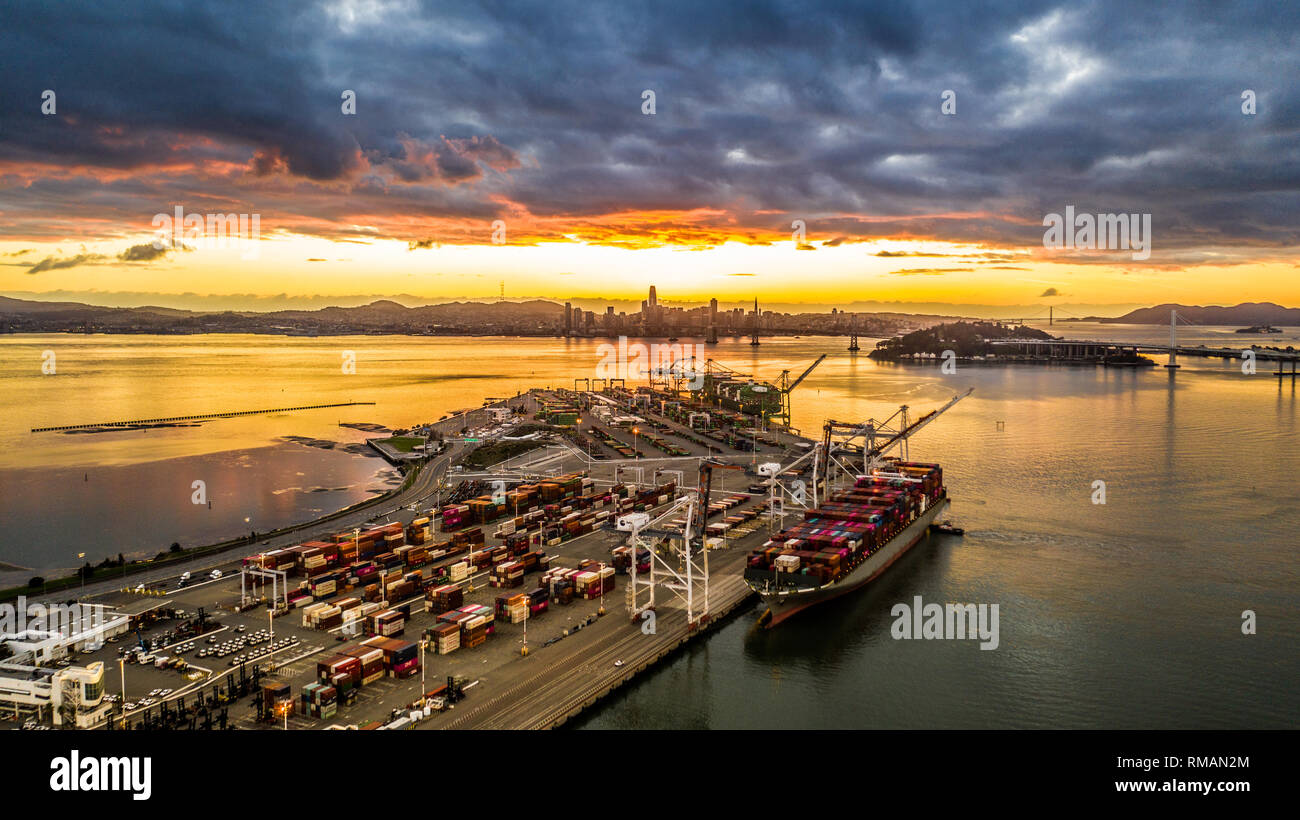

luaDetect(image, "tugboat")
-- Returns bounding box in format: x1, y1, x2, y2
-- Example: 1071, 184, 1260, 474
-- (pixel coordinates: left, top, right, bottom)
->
930, 520, 964, 536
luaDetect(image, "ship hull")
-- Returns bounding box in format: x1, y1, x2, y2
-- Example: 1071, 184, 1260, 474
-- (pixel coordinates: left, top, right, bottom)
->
754, 496, 949, 628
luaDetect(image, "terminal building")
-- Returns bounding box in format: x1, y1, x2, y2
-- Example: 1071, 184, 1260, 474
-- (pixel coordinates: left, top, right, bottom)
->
0, 660, 110, 727
0, 598, 129, 726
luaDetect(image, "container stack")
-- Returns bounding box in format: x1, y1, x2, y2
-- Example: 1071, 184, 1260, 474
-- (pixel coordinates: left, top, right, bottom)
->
339, 646, 385, 685
407, 516, 431, 546
456, 603, 495, 634
362, 636, 420, 678
317, 654, 361, 686
489, 560, 525, 588
448, 561, 470, 584
501, 594, 529, 623
394, 544, 428, 567
426, 583, 464, 615
574, 566, 616, 599
540, 567, 576, 605
527, 586, 549, 616
300, 683, 337, 719
441, 504, 470, 531
367, 608, 406, 638
304, 603, 342, 630
462, 616, 488, 649
385, 576, 416, 603
437, 609, 474, 636
309, 572, 341, 598
432, 622, 460, 654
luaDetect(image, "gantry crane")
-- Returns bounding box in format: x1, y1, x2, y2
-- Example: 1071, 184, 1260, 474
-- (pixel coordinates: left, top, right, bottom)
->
818, 388, 972, 493
770, 353, 826, 429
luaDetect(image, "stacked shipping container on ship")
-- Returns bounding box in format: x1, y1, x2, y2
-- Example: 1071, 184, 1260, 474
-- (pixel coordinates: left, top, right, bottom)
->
743, 460, 947, 628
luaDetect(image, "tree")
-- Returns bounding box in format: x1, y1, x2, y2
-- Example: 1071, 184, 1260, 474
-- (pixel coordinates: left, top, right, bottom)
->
169, 542, 182, 553
28, 576, 45, 588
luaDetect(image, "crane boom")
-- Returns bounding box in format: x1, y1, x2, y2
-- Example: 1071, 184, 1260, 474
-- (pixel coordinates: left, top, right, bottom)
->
820, 388, 972, 490
867, 387, 971, 460
785, 353, 827, 393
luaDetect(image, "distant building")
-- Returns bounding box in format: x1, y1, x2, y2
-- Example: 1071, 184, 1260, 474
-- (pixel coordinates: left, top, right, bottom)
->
0, 660, 111, 727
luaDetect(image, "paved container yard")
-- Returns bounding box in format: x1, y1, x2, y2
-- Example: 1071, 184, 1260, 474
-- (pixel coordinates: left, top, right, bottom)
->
9, 386, 820, 730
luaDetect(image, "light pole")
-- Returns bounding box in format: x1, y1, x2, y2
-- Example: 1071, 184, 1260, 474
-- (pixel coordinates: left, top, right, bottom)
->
632, 426, 639, 460
267, 607, 275, 672
118, 658, 126, 729
77, 552, 86, 596
420, 637, 427, 697
520, 604, 529, 656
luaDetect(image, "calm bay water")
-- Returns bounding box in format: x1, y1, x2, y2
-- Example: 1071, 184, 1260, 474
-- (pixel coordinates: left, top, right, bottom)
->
1, 328, 1297, 728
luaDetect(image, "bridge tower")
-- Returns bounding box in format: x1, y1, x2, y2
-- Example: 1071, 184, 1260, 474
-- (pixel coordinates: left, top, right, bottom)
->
1165, 309, 1181, 369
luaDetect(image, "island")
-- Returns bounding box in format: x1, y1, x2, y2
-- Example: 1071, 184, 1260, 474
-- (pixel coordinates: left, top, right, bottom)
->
869, 321, 1154, 366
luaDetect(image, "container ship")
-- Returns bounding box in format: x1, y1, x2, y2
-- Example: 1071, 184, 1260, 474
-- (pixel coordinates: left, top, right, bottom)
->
745, 460, 946, 628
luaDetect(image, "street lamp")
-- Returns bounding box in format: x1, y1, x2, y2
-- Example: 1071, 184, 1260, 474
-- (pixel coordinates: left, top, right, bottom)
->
118, 658, 127, 729
520, 604, 529, 656
632, 427, 639, 460
77, 552, 86, 596
419, 638, 427, 696
267, 607, 275, 673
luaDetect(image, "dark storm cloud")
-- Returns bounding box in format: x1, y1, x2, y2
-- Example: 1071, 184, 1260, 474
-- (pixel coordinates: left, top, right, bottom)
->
27, 254, 107, 273
117, 243, 169, 262
0, 0, 1297, 254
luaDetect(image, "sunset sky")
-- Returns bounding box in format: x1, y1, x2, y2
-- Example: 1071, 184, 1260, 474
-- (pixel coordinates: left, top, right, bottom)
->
2, 1, 1298, 314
